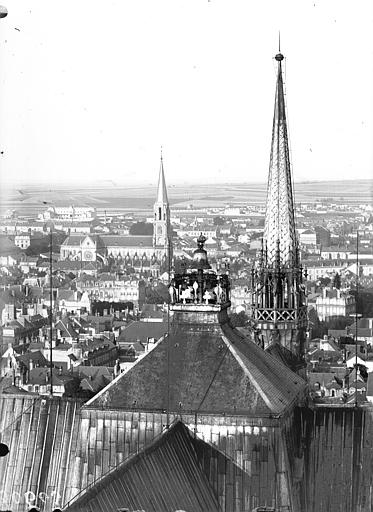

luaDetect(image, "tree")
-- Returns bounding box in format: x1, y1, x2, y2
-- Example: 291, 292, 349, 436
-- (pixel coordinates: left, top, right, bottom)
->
129, 222, 153, 236
145, 283, 170, 304
318, 277, 331, 287
213, 216, 224, 226
333, 272, 341, 290
25, 232, 66, 256
229, 311, 248, 327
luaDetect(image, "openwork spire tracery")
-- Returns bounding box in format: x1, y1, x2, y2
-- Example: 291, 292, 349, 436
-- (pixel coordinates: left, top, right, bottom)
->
263, 53, 298, 267
251, 53, 307, 367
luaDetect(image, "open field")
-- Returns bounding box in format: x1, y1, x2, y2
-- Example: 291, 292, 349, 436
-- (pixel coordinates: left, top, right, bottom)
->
0, 179, 371, 216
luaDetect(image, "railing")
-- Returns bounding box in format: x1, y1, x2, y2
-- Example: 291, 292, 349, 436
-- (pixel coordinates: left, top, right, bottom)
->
253, 307, 307, 324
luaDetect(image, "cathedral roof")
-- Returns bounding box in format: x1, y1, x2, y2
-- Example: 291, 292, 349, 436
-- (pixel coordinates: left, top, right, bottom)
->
64, 421, 222, 512
88, 310, 306, 417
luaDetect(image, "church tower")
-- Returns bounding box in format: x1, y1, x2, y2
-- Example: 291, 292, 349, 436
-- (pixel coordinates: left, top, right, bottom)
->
153, 152, 172, 261
251, 52, 307, 372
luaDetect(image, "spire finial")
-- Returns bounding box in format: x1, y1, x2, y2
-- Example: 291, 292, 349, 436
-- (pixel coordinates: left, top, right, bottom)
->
275, 32, 284, 62
160, 145, 163, 161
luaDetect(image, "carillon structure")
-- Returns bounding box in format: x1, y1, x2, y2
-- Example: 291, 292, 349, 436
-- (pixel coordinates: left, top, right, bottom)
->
251, 52, 307, 371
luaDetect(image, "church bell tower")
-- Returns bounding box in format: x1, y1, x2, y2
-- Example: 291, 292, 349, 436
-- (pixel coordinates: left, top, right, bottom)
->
153, 152, 172, 261
251, 52, 307, 373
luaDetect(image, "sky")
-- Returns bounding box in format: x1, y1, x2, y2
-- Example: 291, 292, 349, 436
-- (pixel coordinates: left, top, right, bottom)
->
0, 0, 372, 187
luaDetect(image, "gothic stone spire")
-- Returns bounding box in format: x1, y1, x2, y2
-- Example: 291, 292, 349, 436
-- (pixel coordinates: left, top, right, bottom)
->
154, 152, 171, 256
156, 151, 169, 205
251, 53, 307, 374
263, 53, 298, 268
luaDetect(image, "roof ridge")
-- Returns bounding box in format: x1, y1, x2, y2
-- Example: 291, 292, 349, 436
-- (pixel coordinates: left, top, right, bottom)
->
221, 335, 274, 412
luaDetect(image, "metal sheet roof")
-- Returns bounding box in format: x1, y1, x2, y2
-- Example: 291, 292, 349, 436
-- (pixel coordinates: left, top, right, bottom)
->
63, 421, 220, 512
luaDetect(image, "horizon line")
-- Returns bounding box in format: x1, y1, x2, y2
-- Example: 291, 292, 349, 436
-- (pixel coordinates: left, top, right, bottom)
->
1, 177, 372, 189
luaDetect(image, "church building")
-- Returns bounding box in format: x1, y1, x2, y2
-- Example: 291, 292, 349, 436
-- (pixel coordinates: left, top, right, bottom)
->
59, 155, 172, 267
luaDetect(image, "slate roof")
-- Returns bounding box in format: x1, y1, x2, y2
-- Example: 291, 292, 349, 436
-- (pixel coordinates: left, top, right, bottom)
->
61, 235, 99, 246
100, 235, 153, 248
90, 312, 306, 417
55, 319, 79, 338
17, 350, 48, 368
58, 289, 77, 301
26, 368, 72, 386
308, 372, 340, 387
140, 304, 164, 319
63, 421, 221, 512
117, 320, 167, 344
74, 366, 113, 393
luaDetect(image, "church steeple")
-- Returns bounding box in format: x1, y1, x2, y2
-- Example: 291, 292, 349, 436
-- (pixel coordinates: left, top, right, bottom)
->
251, 52, 307, 374
263, 52, 298, 267
156, 151, 168, 204
153, 151, 171, 257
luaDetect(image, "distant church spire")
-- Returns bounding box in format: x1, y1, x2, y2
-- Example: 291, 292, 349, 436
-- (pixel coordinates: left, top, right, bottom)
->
263, 51, 298, 267
157, 148, 168, 204
153, 150, 171, 257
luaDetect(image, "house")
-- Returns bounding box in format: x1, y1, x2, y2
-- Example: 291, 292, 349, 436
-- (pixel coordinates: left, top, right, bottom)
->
72, 366, 114, 396
315, 288, 355, 321
308, 336, 340, 352
140, 304, 165, 322
298, 229, 317, 246
18, 367, 76, 397
57, 289, 91, 315
117, 321, 167, 345
308, 370, 350, 399
77, 274, 146, 308
81, 335, 118, 367
0, 234, 22, 266
348, 318, 373, 344
345, 353, 373, 373
117, 320, 167, 358
320, 247, 351, 260
14, 234, 31, 250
